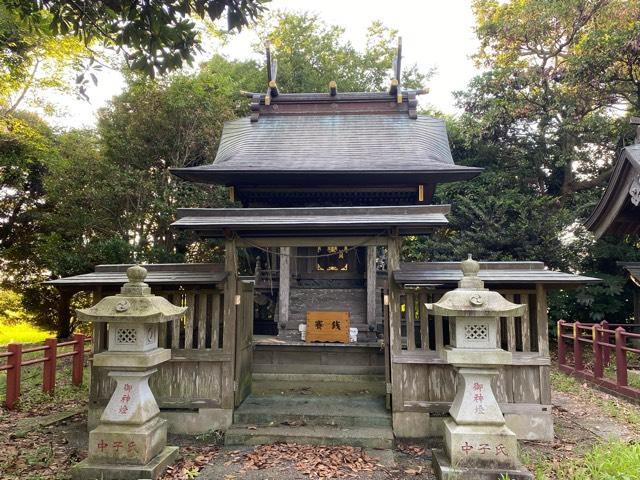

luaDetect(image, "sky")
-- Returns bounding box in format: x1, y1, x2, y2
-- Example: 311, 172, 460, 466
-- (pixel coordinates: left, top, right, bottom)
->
45, 0, 480, 129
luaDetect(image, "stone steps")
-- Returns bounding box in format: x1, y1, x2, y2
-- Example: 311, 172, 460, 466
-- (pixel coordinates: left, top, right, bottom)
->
227, 374, 393, 448
252, 373, 386, 396
233, 394, 391, 428
225, 424, 394, 449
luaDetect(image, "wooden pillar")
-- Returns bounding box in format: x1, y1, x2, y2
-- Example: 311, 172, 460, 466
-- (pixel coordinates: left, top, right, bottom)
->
387, 236, 402, 413
92, 286, 107, 353
222, 238, 238, 408
387, 237, 401, 354
536, 283, 549, 356
278, 246, 291, 329
366, 245, 377, 331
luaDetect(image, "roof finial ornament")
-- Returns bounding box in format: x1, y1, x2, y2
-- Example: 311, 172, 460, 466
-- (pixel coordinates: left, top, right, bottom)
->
329, 80, 337, 97
265, 41, 278, 106
389, 36, 402, 103
630, 116, 640, 144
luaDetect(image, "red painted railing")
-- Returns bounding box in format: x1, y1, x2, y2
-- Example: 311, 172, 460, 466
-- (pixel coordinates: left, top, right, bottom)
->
557, 320, 640, 400
0, 334, 92, 410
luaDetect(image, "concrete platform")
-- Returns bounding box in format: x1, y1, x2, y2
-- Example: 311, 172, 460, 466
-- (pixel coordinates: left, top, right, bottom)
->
72, 446, 178, 480
432, 448, 533, 480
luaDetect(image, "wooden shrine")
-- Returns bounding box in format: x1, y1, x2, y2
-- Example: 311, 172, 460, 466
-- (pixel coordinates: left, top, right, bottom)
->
50, 40, 600, 447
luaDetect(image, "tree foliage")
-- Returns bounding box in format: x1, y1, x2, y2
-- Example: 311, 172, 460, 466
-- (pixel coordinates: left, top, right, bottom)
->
5, 0, 268, 77
257, 12, 429, 93
408, 0, 640, 323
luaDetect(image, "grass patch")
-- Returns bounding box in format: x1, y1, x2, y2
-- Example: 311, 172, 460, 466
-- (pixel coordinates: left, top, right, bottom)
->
551, 370, 640, 430
0, 321, 51, 346
533, 440, 640, 479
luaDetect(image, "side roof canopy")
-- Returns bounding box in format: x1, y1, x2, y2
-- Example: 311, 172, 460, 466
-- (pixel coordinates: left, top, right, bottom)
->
585, 144, 640, 238
394, 261, 600, 289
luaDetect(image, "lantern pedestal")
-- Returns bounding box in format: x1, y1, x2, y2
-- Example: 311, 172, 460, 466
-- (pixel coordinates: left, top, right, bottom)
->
426, 256, 533, 480
72, 265, 186, 480
72, 446, 178, 480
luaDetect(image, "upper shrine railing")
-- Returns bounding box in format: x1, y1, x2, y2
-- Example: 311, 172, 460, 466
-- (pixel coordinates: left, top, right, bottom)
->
92, 289, 225, 353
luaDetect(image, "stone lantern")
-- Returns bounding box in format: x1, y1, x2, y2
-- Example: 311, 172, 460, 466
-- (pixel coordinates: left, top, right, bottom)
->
428, 256, 533, 480
72, 265, 186, 480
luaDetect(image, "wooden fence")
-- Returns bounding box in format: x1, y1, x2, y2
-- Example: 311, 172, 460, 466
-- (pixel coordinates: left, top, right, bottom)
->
557, 320, 640, 401
390, 287, 553, 440
0, 334, 92, 410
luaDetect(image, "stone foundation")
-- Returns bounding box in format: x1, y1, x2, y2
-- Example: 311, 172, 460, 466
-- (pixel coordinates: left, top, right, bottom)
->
73, 446, 178, 480
392, 408, 553, 441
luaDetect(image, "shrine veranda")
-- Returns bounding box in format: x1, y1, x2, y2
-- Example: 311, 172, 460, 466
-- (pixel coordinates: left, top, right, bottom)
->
50, 70, 599, 443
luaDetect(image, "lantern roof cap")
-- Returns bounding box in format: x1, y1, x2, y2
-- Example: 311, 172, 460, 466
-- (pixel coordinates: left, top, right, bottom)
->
76, 265, 187, 324
425, 256, 526, 317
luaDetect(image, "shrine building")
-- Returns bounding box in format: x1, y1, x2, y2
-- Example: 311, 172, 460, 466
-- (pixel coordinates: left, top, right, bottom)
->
585, 119, 640, 321
49, 44, 599, 446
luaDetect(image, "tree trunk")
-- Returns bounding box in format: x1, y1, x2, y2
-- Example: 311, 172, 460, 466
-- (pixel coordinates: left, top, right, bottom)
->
56, 290, 73, 339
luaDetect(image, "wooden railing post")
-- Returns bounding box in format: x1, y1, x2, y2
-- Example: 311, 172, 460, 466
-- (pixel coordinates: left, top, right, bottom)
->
615, 327, 628, 387
6, 343, 22, 410
557, 320, 567, 366
72, 333, 85, 386
601, 320, 611, 367
593, 324, 603, 378
42, 338, 57, 394
574, 322, 584, 371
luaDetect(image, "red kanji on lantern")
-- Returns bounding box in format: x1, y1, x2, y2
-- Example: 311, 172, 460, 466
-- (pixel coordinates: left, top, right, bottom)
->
461, 442, 473, 455
473, 382, 483, 391
121, 393, 131, 403
123, 383, 132, 392
128, 441, 138, 454
473, 393, 484, 402
478, 443, 491, 454
495, 444, 508, 456
118, 404, 128, 414
474, 404, 486, 415
97, 440, 108, 452
112, 441, 123, 452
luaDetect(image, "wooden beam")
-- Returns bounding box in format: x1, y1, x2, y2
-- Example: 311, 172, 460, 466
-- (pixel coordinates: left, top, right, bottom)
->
366, 246, 377, 331
235, 236, 388, 248
278, 247, 291, 328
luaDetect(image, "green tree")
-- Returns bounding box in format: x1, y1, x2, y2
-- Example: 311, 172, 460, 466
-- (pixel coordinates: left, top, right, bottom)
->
413, 0, 640, 323
0, 5, 91, 112
5, 0, 268, 77
257, 12, 430, 93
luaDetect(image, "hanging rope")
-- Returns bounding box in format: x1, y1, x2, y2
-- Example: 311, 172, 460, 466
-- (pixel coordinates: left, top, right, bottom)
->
234, 231, 387, 259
